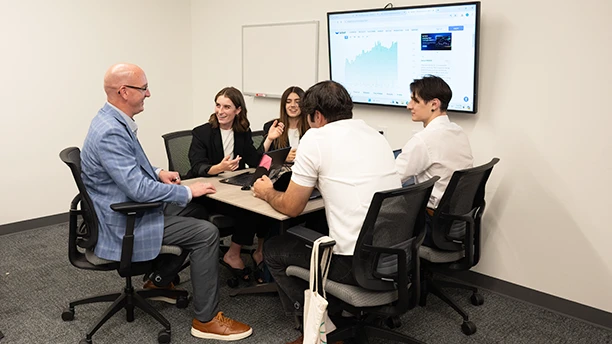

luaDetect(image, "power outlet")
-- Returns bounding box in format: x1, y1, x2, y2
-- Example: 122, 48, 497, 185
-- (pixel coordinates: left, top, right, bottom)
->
378, 126, 387, 137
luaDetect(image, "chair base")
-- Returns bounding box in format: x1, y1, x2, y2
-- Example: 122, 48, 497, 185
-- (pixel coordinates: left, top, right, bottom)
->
327, 317, 426, 344
420, 274, 482, 335
62, 277, 189, 343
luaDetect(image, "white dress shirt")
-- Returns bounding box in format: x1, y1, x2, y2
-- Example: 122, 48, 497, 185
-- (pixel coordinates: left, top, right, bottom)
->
396, 115, 473, 208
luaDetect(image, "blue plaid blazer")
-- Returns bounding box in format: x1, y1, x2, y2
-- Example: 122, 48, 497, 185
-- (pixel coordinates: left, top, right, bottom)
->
81, 103, 189, 262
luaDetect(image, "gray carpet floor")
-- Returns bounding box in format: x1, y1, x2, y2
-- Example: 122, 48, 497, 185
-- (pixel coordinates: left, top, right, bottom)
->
1, 223, 611, 344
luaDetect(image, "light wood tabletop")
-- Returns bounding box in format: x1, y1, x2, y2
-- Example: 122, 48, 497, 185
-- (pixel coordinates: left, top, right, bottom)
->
181, 169, 324, 221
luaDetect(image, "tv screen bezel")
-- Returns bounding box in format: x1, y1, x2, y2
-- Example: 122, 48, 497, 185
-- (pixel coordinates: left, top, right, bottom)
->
326, 1, 481, 114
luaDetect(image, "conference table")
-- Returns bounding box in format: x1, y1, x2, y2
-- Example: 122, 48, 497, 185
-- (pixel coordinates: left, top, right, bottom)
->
182, 169, 325, 296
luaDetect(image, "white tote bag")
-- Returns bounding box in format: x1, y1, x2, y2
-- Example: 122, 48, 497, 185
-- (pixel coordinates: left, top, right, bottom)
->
303, 236, 336, 344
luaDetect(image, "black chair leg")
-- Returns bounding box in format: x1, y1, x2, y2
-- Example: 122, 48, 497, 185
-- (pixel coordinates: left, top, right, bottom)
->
355, 327, 370, 344
69, 292, 122, 308
84, 291, 128, 341
435, 279, 478, 293
327, 325, 358, 342
132, 292, 171, 330
429, 282, 469, 321
364, 325, 426, 344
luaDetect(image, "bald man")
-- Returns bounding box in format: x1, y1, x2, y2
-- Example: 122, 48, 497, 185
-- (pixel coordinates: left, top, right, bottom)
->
81, 63, 252, 340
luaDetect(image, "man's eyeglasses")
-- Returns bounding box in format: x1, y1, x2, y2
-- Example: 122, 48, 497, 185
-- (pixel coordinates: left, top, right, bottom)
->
123, 85, 148, 91
118, 85, 148, 94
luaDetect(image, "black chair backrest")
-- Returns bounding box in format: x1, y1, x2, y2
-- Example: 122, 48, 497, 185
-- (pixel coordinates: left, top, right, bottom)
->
162, 130, 193, 178
59, 147, 99, 250
251, 130, 265, 150
431, 158, 500, 261
353, 177, 438, 296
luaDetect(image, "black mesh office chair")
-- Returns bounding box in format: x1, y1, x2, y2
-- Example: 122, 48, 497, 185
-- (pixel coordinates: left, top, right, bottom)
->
286, 177, 439, 344
419, 158, 500, 335
251, 130, 265, 151
59, 147, 189, 344
161, 130, 194, 178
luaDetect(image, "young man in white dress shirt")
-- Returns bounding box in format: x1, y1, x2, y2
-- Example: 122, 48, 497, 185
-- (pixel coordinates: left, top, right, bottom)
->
396, 75, 474, 245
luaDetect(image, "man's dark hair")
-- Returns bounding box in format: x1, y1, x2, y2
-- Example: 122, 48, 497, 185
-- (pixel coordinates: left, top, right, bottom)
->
301, 81, 353, 123
410, 75, 452, 111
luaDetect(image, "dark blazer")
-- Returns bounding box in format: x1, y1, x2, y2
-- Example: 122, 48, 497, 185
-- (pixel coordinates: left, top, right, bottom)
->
187, 122, 263, 178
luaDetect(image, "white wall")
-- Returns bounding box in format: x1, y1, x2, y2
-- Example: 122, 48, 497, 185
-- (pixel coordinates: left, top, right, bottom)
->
0, 0, 193, 224
191, 0, 612, 313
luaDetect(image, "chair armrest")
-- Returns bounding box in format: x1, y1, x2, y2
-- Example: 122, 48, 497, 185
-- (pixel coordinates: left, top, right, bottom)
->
110, 201, 162, 275
287, 226, 336, 248
110, 201, 163, 214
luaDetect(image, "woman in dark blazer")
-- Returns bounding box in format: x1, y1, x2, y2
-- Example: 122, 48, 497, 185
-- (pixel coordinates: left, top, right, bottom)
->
187, 87, 267, 283
187, 89, 261, 177
262, 86, 309, 163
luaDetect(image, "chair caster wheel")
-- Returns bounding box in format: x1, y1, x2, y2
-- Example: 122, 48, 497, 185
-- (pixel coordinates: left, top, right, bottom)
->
385, 316, 402, 329
173, 275, 181, 286
62, 309, 75, 321
80, 339, 91, 344
158, 329, 171, 344
470, 292, 484, 306
461, 320, 477, 335
227, 277, 239, 288
176, 295, 189, 309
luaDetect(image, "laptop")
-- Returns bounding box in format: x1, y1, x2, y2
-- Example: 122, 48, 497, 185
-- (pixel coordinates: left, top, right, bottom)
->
219, 147, 291, 188
273, 171, 322, 200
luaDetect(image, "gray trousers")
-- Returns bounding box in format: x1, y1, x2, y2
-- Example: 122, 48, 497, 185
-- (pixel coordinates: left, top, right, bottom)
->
164, 203, 220, 323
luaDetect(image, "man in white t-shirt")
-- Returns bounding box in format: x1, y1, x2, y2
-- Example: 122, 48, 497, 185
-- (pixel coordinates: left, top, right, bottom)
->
253, 81, 400, 343
395, 75, 473, 245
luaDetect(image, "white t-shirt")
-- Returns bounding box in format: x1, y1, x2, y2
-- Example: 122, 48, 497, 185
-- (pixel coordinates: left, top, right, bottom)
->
287, 128, 300, 148
396, 115, 473, 208
220, 128, 235, 159
292, 119, 401, 255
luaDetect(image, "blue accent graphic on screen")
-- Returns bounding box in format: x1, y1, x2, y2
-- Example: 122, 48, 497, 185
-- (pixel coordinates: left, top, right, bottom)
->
421, 33, 452, 51
345, 41, 398, 89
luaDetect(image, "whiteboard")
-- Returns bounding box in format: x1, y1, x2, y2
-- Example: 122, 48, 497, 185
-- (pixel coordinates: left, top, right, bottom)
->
242, 21, 319, 98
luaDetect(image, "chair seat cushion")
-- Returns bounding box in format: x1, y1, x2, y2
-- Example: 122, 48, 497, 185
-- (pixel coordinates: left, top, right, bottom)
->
209, 214, 235, 229
286, 266, 399, 307
85, 245, 183, 266
419, 246, 464, 263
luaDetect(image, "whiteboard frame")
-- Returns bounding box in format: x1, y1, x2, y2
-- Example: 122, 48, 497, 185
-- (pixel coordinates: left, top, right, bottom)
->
242, 20, 319, 99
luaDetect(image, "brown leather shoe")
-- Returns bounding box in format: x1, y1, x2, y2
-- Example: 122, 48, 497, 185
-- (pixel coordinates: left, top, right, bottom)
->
143, 280, 180, 304
191, 311, 253, 341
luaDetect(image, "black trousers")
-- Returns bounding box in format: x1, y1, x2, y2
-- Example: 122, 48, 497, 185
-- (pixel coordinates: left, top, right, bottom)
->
264, 233, 358, 316
192, 196, 271, 246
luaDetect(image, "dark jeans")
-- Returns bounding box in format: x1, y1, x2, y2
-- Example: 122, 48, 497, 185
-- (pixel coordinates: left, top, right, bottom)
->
264, 234, 358, 316
192, 196, 270, 246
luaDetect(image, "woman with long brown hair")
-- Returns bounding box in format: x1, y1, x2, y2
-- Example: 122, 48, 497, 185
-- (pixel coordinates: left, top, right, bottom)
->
262, 86, 309, 162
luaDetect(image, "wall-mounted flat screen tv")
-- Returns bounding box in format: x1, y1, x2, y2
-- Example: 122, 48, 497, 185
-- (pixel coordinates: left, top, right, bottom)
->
327, 1, 480, 113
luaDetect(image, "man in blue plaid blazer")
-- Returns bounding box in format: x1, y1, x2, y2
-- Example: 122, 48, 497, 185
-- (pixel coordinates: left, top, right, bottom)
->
80, 63, 252, 341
